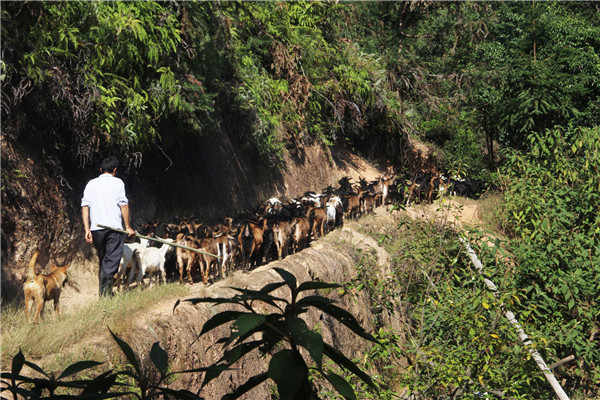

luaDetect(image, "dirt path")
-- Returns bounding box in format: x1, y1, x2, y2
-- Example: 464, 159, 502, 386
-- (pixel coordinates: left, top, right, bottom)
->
28, 209, 398, 373
403, 197, 484, 228
59, 149, 385, 314
60, 197, 485, 319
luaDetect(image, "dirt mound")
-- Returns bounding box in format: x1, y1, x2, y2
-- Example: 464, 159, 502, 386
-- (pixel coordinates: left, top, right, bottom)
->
0, 135, 387, 300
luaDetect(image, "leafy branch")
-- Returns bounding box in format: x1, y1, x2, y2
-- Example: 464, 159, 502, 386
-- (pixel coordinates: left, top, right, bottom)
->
174, 267, 379, 400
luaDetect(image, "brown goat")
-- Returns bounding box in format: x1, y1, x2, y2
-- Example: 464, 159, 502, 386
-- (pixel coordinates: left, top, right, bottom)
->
272, 220, 293, 260
237, 219, 267, 269
306, 206, 327, 239
361, 193, 376, 215
344, 195, 361, 220
291, 217, 311, 253
175, 233, 199, 283
426, 171, 443, 204
198, 237, 219, 284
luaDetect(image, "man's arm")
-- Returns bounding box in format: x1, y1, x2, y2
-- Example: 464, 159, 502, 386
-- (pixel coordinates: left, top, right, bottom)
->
120, 204, 136, 237
82, 206, 93, 244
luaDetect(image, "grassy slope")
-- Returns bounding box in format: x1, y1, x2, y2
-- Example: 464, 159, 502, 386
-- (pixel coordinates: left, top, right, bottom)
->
1, 284, 190, 371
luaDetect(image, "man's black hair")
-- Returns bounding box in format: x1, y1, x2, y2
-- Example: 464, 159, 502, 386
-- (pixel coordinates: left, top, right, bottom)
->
100, 156, 120, 173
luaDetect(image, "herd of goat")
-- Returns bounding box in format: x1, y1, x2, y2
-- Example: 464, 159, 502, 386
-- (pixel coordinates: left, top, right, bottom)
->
115, 170, 490, 289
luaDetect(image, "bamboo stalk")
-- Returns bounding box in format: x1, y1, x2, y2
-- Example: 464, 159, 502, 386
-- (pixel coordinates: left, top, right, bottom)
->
459, 235, 570, 400
97, 224, 220, 259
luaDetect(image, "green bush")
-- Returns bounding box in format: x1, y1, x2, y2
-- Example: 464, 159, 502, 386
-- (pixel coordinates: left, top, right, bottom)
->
1, 2, 187, 164
176, 268, 378, 400
499, 125, 600, 393
354, 214, 584, 399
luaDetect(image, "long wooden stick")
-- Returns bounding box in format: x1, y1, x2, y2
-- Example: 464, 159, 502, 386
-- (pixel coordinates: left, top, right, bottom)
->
548, 355, 575, 370
97, 224, 220, 259
459, 235, 570, 400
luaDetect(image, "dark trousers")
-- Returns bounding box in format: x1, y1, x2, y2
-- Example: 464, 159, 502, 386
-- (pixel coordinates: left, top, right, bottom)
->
92, 229, 125, 296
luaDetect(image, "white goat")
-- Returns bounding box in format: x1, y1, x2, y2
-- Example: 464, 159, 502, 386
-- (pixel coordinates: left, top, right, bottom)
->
326, 203, 336, 229
265, 197, 282, 215
301, 192, 321, 207
216, 234, 238, 278
327, 196, 343, 229
115, 238, 150, 290
136, 238, 175, 287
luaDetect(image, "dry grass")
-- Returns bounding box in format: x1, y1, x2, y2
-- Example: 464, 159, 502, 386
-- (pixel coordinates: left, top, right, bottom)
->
476, 191, 510, 235
1, 283, 189, 370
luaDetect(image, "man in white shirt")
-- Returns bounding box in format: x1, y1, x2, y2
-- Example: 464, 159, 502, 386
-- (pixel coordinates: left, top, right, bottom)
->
82, 156, 135, 297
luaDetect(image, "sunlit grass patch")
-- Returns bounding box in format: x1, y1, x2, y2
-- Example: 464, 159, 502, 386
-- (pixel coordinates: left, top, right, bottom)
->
476, 191, 510, 236
1, 283, 189, 370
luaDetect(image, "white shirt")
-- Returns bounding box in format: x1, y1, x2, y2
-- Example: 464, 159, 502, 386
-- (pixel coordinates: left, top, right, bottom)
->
81, 174, 129, 231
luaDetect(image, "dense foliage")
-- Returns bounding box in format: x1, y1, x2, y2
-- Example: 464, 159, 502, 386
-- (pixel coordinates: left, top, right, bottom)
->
2, 2, 598, 169
1, 2, 187, 165
355, 207, 598, 399
499, 126, 600, 393
352, 219, 540, 399
2, 1, 599, 398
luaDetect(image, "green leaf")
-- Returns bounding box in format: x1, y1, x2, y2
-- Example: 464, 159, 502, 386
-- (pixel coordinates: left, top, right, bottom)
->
274, 267, 297, 291
229, 287, 288, 308
323, 343, 375, 389
57, 360, 104, 380
220, 340, 265, 365
81, 370, 120, 395
297, 281, 341, 293
268, 350, 308, 400
6, 386, 35, 399
172, 298, 181, 313
192, 365, 229, 389
288, 318, 324, 369
259, 280, 289, 294
176, 296, 246, 311
200, 310, 245, 336
295, 295, 337, 306
11, 349, 24, 377
492, 237, 500, 258
230, 313, 266, 340
297, 298, 378, 343
23, 360, 50, 379
109, 328, 140, 375
150, 342, 169, 376
222, 372, 269, 400
259, 318, 289, 353
324, 371, 357, 400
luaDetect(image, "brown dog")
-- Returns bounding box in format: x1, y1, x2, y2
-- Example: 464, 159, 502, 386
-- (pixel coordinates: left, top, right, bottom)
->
23, 250, 69, 323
